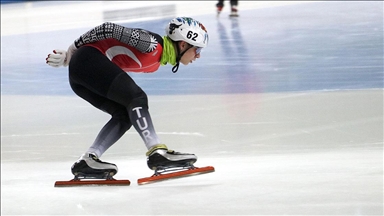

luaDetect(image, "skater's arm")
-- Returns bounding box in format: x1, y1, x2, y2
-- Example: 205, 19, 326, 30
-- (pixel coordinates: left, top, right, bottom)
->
74, 22, 159, 53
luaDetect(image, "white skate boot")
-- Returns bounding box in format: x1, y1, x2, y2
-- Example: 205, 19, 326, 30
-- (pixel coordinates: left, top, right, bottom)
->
71, 153, 118, 179
146, 144, 197, 171
229, 6, 239, 17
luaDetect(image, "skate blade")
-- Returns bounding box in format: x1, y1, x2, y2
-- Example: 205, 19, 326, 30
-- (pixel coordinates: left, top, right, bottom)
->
72, 171, 116, 180
54, 178, 130, 187
138, 166, 215, 185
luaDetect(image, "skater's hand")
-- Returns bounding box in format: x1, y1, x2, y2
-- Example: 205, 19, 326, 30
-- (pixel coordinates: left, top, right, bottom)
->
46, 49, 67, 67
46, 43, 77, 67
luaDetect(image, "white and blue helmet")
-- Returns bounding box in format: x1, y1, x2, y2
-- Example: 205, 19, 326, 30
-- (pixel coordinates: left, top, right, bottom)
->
166, 17, 209, 48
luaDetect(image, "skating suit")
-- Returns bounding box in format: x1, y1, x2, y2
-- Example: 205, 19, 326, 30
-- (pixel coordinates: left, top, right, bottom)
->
68, 22, 164, 153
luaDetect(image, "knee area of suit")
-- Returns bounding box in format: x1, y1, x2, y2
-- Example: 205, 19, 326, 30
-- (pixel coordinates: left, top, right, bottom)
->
129, 93, 149, 109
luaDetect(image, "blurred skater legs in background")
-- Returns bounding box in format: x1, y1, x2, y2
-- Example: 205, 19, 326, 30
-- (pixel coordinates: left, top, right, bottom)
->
216, 0, 239, 17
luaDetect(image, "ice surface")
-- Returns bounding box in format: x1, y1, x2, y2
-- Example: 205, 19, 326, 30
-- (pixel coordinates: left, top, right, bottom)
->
1, 1, 383, 215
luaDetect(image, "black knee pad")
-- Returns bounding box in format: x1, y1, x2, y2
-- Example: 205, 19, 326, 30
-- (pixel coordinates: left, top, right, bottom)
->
129, 91, 149, 110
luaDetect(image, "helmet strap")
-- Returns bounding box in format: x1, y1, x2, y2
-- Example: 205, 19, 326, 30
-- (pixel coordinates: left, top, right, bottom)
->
172, 63, 180, 73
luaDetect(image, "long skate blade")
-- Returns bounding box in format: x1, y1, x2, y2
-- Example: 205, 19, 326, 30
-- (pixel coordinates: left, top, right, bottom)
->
138, 166, 215, 185
54, 178, 130, 187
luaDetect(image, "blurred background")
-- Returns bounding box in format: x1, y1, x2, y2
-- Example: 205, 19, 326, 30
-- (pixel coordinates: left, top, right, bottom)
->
1, 1, 383, 215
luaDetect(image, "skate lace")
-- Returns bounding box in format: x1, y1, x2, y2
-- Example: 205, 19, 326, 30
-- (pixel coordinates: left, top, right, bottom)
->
167, 150, 188, 155
94, 158, 103, 162
89, 154, 103, 162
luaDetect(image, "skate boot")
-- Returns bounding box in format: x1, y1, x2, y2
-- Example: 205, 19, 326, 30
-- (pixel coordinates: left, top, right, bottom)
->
146, 144, 197, 171
229, 6, 239, 17
71, 153, 118, 179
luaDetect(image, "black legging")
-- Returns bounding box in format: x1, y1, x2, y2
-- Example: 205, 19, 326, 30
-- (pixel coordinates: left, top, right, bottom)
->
69, 46, 148, 113
68, 46, 159, 157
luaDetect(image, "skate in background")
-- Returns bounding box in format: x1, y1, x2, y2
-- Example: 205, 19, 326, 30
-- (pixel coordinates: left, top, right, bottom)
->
216, 0, 239, 17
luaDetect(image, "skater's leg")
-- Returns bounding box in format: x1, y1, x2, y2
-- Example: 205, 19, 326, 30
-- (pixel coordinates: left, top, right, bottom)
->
230, 0, 239, 17
69, 74, 132, 158
68, 46, 135, 177
106, 73, 161, 149
88, 112, 132, 157
102, 68, 197, 170
230, 0, 238, 7
68, 83, 131, 178
216, 0, 224, 15
216, 0, 224, 7
70, 46, 161, 150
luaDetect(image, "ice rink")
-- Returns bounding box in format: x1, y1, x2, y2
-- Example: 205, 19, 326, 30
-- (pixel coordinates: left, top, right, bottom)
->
1, 1, 383, 215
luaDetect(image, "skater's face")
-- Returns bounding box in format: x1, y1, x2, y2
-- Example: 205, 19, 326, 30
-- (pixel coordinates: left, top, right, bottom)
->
178, 41, 202, 65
